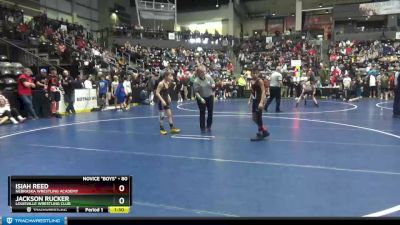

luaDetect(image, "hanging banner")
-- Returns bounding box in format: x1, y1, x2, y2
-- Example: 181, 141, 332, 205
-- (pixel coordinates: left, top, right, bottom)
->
285, 16, 295, 32
359, 1, 400, 16
267, 18, 284, 34
303, 15, 333, 30
266, 37, 273, 43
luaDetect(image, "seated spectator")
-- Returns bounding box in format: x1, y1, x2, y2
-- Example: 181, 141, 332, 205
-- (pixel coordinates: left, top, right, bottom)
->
0, 93, 26, 125
139, 89, 150, 105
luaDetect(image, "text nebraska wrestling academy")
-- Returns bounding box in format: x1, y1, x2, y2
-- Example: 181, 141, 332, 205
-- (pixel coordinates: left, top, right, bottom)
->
14, 184, 78, 194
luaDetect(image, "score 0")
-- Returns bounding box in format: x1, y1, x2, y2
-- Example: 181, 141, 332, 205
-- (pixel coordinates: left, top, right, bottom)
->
114, 178, 129, 194
115, 185, 128, 205
114, 177, 130, 206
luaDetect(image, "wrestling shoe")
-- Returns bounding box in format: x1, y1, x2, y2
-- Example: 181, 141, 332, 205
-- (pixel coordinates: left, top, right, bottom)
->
257, 130, 270, 138
170, 127, 181, 134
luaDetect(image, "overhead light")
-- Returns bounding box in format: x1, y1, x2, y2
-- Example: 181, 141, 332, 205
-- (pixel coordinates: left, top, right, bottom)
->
161, 4, 164, 8
291, 13, 295, 16
272, 12, 276, 16
348, 17, 352, 20
318, 3, 323, 8
325, 9, 329, 13
115, 10, 118, 13
216, 4, 219, 7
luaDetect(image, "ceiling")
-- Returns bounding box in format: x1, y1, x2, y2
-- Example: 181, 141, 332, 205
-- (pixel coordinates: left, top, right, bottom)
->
176, 0, 379, 15
177, 0, 230, 12
241, 0, 375, 16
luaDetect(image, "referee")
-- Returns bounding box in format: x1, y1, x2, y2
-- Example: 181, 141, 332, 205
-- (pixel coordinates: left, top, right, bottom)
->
264, 66, 283, 113
193, 65, 216, 133
394, 69, 400, 118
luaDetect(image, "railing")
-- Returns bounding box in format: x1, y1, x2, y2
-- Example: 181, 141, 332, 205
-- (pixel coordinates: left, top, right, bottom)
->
0, 37, 65, 74
137, 0, 175, 12
338, 26, 399, 34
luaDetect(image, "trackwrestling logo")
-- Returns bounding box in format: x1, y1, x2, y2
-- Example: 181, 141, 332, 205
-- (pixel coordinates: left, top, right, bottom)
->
3, 217, 64, 225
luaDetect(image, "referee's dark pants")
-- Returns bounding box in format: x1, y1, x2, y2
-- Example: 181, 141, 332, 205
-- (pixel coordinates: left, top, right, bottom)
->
238, 85, 245, 98
265, 86, 281, 112
196, 95, 214, 130
394, 88, 400, 117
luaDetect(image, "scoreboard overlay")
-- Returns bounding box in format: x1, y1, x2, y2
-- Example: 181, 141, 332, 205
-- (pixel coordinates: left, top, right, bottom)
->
8, 176, 132, 213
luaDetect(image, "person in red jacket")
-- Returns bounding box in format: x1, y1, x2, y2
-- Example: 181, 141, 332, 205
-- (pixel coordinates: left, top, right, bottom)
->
18, 68, 38, 120
227, 62, 234, 75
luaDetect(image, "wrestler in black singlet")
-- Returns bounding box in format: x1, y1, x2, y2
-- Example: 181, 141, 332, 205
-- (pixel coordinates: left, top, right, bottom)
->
251, 78, 263, 113
158, 81, 170, 110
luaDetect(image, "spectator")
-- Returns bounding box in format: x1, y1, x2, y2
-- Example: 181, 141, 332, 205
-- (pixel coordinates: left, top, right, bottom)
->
47, 68, 62, 118
123, 76, 133, 110
98, 75, 109, 110
115, 77, 127, 111
17, 22, 28, 40
147, 73, 157, 105
237, 75, 246, 98
380, 73, 389, 100
61, 70, 76, 114
389, 73, 396, 99
282, 74, 290, 98
84, 75, 93, 89
368, 70, 377, 98
0, 93, 26, 125
35, 68, 48, 90
33, 68, 50, 118
343, 74, 352, 102
111, 75, 119, 110
17, 68, 38, 120
139, 89, 150, 105
74, 75, 85, 89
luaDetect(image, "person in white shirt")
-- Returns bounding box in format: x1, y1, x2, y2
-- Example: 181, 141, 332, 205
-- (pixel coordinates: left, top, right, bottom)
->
343, 74, 352, 101
111, 76, 119, 110
264, 67, 283, 112
84, 75, 93, 89
123, 76, 133, 110
369, 74, 376, 98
